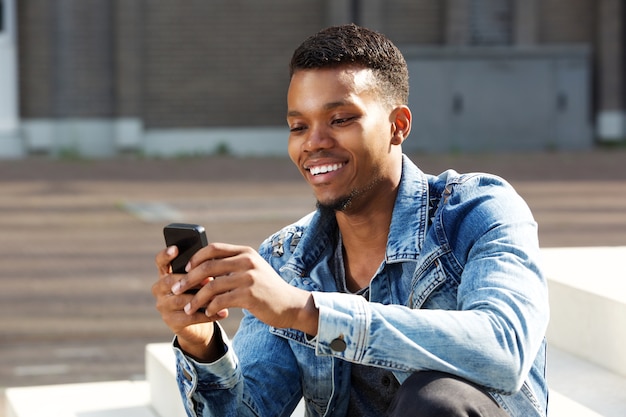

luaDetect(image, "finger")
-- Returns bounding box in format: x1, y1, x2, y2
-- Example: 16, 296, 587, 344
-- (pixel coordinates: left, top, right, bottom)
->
185, 251, 255, 291
156, 246, 178, 276
170, 271, 215, 296
154, 278, 191, 310
172, 253, 237, 295
186, 274, 242, 316
164, 307, 214, 335
174, 246, 256, 305
203, 289, 238, 319
188, 242, 252, 270
152, 271, 180, 296
205, 308, 229, 321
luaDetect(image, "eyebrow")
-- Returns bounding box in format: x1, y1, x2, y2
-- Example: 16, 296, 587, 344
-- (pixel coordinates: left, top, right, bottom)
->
287, 101, 350, 118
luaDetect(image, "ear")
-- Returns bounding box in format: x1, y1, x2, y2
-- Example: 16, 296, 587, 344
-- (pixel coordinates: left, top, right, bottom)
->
390, 106, 412, 145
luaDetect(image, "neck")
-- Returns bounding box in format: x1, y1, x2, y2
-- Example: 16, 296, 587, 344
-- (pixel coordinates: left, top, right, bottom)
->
335, 185, 398, 291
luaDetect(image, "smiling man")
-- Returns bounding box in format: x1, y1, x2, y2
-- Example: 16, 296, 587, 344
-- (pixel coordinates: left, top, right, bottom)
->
153, 24, 549, 417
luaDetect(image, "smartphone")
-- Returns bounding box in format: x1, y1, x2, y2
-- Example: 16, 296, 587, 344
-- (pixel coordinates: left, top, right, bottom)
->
163, 223, 208, 274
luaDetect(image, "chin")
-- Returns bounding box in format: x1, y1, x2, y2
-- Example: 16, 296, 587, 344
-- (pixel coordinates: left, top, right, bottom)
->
316, 194, 354, 212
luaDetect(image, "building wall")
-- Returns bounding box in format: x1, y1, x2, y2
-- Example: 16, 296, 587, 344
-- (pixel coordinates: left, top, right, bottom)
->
18, 0, 115, 118
537, 0, 595, 43
9, 0, 625, 157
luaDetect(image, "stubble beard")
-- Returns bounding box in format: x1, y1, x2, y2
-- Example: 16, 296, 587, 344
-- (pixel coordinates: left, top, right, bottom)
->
316, 191, 356, 213
315, 175, 383, 214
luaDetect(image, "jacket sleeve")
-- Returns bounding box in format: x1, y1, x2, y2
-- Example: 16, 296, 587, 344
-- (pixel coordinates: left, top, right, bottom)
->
174, 312, 304, 417
311, 174, 549, 394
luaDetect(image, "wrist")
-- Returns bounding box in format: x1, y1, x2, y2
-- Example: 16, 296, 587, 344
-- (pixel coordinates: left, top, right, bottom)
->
176, 322, 226, 363
295, 293, 319, 336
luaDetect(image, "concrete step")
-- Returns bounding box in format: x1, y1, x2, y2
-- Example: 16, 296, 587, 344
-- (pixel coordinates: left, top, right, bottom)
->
5, 380, 156, 417
8, 343, 622, 417
547, 346, 626, 417
6, 247, 626, 417
146, 343, 305, 417
145, 343, 186, 417
145, 342, 626, 417
543, 246, 626, 378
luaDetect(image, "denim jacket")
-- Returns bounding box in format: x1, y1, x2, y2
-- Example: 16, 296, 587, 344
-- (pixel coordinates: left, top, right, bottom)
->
173, 155, 549, 417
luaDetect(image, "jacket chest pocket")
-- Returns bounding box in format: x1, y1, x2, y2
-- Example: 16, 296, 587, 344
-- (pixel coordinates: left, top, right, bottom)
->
409, 257, 459, 310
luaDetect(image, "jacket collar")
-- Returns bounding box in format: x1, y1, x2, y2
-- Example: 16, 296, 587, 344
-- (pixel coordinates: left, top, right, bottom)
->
386, 154, 429, 262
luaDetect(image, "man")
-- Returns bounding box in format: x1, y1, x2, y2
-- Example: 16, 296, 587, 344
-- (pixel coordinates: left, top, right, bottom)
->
153, 24, 549, 417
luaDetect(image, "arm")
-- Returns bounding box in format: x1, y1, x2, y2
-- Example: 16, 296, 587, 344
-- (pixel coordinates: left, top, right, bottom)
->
152, 245, 225, 362
153, 243, 316, 416
311, 175, 549, 393
172, 312, 303, 417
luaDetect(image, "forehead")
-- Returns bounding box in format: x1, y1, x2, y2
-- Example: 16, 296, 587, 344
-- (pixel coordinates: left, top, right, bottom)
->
287, 67, 377, 109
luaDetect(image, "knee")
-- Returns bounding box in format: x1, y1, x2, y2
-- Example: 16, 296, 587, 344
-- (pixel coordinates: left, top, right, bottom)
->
394, 372, 463, 415
387, 371, 506, 417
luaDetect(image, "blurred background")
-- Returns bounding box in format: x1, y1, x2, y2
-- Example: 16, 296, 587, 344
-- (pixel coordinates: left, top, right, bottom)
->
1, 1, 625, 416
1, 0, 625, 158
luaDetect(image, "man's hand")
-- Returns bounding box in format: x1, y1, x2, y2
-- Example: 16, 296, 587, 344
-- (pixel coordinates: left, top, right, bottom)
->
170, 242, 319, 336
153, 245, 224, 362
153, 243, 319, 362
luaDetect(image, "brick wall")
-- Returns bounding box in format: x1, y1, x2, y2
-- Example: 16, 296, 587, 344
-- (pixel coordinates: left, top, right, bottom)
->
18, 0, 326, 128
113, 0, 143, 118
537, 0, 595, 43
597, 0, 625, 111
384, 0, 444, 44
141, 0, 324, 128
18, 0, 115, 118
17, 0, 57, 118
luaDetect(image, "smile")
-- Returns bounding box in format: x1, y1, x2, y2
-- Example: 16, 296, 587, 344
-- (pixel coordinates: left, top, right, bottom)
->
309, 163, 344, 176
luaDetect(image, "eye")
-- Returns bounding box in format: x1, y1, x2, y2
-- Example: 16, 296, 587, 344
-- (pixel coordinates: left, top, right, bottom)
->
332, 116, 358, 126
289, 124, 306, 133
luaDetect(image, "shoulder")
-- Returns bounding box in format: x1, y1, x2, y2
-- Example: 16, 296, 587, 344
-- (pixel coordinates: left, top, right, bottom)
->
429, 169, 524, 209
258, 211, 315, 262
429, 170, 535, 237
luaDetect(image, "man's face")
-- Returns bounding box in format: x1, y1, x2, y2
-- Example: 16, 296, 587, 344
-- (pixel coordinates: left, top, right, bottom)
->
286, 67, 400, 212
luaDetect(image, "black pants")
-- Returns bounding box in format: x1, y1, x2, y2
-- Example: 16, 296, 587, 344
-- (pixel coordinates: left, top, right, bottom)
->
386, 371, 510, 417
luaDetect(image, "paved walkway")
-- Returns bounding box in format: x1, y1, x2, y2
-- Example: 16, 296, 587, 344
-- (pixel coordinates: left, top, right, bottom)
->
1, 150, 625, 415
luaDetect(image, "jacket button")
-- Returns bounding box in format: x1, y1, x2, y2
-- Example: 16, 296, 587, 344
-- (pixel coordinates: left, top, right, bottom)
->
330, 337, 347, 352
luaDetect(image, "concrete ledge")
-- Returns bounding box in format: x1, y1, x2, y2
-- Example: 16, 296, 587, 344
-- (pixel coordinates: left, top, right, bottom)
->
543, 246, 626, 377
145, 343, 306, 417
145, 343, 186, 417
0, 131, 23, 158
142, 127, 288, 157
547, 345, 626, 417
6, 247, 626, 417
5, 380, 155, 417
145, 343, 626, 417
549, 391, 605, 417
4, 344, 622, 417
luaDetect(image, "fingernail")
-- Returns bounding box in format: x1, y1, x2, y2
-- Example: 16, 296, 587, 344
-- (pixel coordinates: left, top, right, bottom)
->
171, 281, 181, 295
184, 303, 192, 314
185, 262, 191, 272
167, 246, 176, 256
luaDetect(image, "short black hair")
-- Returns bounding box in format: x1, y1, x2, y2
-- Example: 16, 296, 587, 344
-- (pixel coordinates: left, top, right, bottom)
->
289, 24, 409, 106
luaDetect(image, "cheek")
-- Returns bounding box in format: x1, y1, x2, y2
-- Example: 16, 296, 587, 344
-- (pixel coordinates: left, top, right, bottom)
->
287, 137, 300, 166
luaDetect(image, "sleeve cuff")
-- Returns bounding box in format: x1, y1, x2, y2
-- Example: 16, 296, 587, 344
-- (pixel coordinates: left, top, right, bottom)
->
311, 291, 371, 361
172, 322, 240, 390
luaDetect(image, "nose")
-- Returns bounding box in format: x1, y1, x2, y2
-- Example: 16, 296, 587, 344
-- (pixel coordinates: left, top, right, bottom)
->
303, 123, 334, 152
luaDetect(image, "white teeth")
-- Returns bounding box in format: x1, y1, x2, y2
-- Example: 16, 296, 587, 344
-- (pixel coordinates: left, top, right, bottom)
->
310, 163, 343, 176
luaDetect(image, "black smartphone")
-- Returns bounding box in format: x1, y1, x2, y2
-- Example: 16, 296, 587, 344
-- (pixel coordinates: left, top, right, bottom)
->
163, 223, 208, 274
